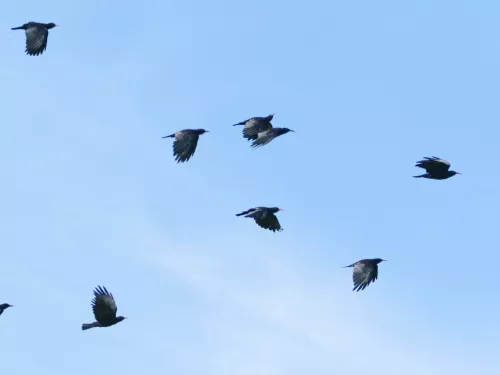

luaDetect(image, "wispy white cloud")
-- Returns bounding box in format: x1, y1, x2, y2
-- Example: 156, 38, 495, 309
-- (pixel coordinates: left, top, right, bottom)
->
134, 230, 486, 375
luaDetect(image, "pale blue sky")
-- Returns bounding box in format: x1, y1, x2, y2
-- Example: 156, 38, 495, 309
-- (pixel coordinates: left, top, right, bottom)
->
1, 0, 499, 374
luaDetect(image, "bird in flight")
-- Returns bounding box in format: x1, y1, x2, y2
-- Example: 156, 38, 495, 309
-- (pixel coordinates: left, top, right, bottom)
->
236, 207, 284, 232
82, 286, 126, 330
233, 114, 274, 141
344, 258, 386, 292
162, 129, 209, 163
413, 156, 460, 180
11, 22, 58, 56
0, 303, 13, 316
251, 127, 294, 149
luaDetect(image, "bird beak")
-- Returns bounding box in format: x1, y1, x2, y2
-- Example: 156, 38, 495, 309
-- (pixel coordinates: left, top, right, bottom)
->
279, 208, 284, 212
290, 130, 295, 132
382, 259, 387, 262
55, 24, 60, 27
456, 172, 461, 175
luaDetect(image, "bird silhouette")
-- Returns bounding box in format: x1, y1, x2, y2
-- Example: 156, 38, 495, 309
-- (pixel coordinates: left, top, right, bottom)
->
251, 127, 294, 149
344, 258, 386, 292
82, 286, 126, 330
162, 129, 209, 163
233, 114, 274, 141
413, 156, 460, 180
11, 22, 58, 56
236, 207, 283, 232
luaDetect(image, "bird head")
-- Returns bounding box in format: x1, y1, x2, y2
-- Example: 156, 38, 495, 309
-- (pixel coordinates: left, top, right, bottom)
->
267, 113, 275, 120
374, 258, 387, 264
282, 128, 295, 133
196, 129, 209, 135
47, 23, 59, 29
270, 207, 283, 213
116, 316, 127, 323
450, 171, 461, 176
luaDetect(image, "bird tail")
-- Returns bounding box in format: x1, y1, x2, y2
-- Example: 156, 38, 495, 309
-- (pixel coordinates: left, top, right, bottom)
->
81, 322, 100, 331
11, 26, 24, 30
162, 133, 175, 138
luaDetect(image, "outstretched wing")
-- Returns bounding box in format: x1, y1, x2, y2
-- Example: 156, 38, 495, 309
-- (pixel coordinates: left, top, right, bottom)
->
416, 156, 450, 174
25, 25, 48, 56
255, 212, 282, 232
236, 208, 259, 217
242, 118, 273, 141
91, 286, 118, 324
250, 130, 277, 148
173, 131, 200, 163
352, 262, 378, 292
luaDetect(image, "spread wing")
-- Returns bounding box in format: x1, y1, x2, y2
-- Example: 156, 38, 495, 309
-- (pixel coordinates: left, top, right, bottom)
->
25, 26, 48, 56
91, 286, 118, 324
236, 208, 259, 217
255, 212, 282, 232
250, 130, 276, 148
416, 156, 450, 174
173, 132, 200, 163
352, 262, 378, 292
242, 119, 273, 141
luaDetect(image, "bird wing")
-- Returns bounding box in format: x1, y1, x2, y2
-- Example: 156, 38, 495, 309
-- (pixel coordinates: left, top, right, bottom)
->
173, 131, 200, 163
416, 157, 450, 173
255, 212, 282, 232
250, 130, 276, 148
236, 208, 259, 218
91, 286, 118, 324
25, 26, 48, 56
352, 262, 378, 292
242, 119, 272, 141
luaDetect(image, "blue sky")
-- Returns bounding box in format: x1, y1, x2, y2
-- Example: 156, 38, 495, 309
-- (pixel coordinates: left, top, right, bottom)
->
1, 0, 499, 373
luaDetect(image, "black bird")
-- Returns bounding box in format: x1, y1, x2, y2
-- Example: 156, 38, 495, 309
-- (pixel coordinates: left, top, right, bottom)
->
0, 303, 13, 316
236, 207, 283, 232
233, 114, 274, 141
82, 286, 126, 331
414, 156, 460, 180
162, 129, 209, 163
344, 258, 386, 292
11, 22, 58, 56
251, 127, 294, 149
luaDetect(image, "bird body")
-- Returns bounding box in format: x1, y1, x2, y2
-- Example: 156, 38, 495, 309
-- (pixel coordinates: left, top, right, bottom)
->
162, 129, 208, 163
236, 206, 283, 232
413, 156, 460, 180
0, 303, 12, 316
82, 286, 126, 331
233, 114, 274, 141
11, 22, 58, 56
251, 127, 294, 148
344, 258, 386, 292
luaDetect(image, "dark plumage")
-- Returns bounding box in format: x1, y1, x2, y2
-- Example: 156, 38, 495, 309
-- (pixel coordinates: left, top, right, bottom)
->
344, 258, 386, 292
11, 22, 58, 56
82, 286, 126, 331
413, 156, 460, 180
162, 129, 209, 163
0, 303, 13, 316
233, 114, 274, 141
251, 127, 294, 148
236, 207, 283, 232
